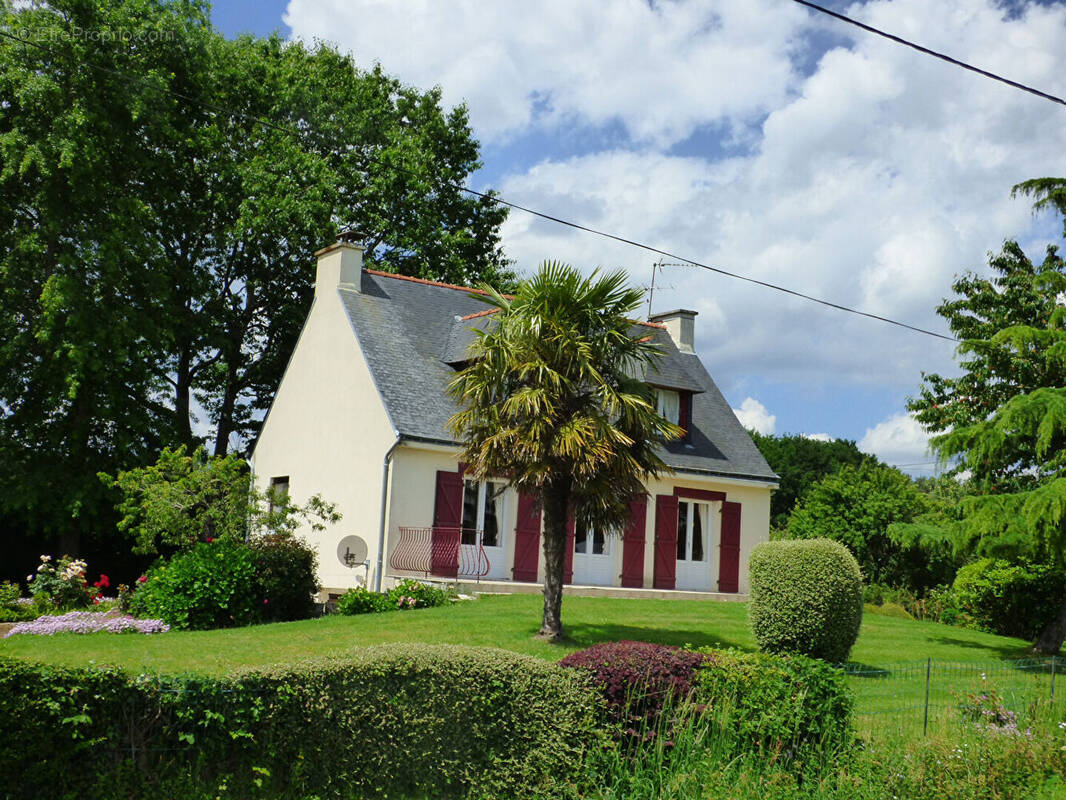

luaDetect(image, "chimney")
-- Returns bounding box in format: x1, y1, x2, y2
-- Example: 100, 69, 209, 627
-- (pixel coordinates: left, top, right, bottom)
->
314, 237, 365, 297
648, 309, 697, 354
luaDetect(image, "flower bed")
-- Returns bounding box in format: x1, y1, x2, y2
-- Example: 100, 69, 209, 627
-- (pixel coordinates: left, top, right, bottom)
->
4, 610, 169, 637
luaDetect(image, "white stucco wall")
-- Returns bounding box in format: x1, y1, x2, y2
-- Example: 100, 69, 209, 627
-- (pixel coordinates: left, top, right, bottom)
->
381, 441, 773, 594
250, 273, 396, 594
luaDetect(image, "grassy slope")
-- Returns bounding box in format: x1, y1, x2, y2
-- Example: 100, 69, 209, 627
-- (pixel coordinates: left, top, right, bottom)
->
0, 593, 1032, 676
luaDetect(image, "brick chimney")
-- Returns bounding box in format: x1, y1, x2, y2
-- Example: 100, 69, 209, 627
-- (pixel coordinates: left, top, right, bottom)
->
314, 237, 365, 297
648, 309, 697, 354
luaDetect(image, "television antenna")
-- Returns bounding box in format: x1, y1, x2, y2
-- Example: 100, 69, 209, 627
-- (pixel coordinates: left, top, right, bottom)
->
647, 259, 696, 318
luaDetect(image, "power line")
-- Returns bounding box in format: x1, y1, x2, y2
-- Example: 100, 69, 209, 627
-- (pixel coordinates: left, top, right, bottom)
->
0, 24, 958, 343
792, 0, 1066, 108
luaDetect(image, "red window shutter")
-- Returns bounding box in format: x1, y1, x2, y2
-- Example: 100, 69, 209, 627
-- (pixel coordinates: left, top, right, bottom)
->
431, 470, 463, 578
513, 492, 541, 582
621, 496, 647, 588
563, 512, 576, 584
653, 494, 679, 590
678, 392, 691, 437
718, 501, 741, 593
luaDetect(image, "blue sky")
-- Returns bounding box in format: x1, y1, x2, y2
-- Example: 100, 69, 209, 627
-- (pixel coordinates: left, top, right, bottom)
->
212, 1, 1066, 472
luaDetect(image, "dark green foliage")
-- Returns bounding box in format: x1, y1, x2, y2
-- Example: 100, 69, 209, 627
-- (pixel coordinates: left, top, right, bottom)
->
559, 640, 707, 737
748, 431, 868, 528
336, 585, 392, 615
250, 534, 319, 623
129, 539, 260, 630
786, 461, 958, 591
749, 539, 864, 663
337, 579, 453, 615
951, 558, 1066, 640
0, 645, 607, 800
0, 581, 34, 622
694, 648, 854, 760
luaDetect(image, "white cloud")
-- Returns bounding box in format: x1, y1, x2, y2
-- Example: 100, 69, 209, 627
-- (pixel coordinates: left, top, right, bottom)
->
732, 397, 776, 435
803, 433, 833, 442
859, 412, 930, 467
284, 0, 807, 144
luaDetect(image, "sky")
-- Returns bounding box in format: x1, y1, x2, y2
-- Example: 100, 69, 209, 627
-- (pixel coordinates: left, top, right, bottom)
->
214, 0, 1066, 474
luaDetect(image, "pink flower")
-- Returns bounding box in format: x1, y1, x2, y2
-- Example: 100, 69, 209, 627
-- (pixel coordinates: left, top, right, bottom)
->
206, 537, 214, 543
137, 575, 147, 584
263, 598, 269, 604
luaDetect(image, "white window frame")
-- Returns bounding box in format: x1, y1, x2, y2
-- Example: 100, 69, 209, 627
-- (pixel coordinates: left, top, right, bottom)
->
461, 479, 505, 548
677, 500, 709, 563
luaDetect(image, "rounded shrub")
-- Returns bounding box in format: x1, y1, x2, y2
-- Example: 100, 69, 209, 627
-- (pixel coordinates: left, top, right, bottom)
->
952, 558, 1066, 640
249, 533, 319, 622
337, 585, 391, 615
748, 538, 863, 663
129, 538, 261, 630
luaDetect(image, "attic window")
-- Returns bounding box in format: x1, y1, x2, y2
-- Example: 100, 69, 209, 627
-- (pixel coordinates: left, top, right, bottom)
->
655, 388, 680, 425
268, 476, 289, 513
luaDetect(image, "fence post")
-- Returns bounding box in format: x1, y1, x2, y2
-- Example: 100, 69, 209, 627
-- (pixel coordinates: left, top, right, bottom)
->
1052, 656, 1057, 701
923, 657, 932, 736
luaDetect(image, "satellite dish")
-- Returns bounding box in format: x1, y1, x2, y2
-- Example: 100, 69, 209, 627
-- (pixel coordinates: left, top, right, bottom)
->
337, 535, 369, 568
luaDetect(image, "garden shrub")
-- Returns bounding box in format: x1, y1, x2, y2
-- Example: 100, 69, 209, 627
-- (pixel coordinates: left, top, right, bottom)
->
0, 581, 35, 622
951, 558, 1066, 640
337, 579, 453, 616
25, 554, 97, 610
336, 585, 391, 615
129, 538, 260, 630
694, 648, 854, 760
748, 538, 863, 663
0, 644, 607, 800
249, 533, 319, 622
388, 577, 452, 609
559, 640, 706, 737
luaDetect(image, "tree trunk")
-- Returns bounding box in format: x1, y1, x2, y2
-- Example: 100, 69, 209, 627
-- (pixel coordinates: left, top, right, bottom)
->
212, 358, 239, 457
538, 483, 570, 641
174, 346, 194, 448
1034, 597, 1066, 654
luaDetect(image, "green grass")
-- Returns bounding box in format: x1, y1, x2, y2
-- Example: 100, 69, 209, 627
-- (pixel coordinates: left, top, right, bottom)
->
0, 593, 1034, 677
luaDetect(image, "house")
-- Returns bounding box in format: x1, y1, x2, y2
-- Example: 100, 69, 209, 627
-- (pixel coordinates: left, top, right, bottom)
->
250, 238, 778, 597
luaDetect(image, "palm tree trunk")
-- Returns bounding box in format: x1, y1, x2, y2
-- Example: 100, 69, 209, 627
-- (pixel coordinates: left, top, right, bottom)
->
538, 483, 570, 640
1034, 597, 1066, 654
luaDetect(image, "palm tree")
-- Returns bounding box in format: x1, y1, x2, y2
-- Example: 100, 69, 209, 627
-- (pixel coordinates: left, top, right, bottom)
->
449, 262, 682, 640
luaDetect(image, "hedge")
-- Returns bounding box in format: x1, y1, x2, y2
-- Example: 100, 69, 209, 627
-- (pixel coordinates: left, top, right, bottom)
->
748, 538, 864, 663
0, 644, 608, 800
695, 648, 854, 760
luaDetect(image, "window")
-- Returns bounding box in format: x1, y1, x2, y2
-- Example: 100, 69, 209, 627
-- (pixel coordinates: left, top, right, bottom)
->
656, 388, 680, 424
574, 522, 611, 555
268, 476, 289, 514
677, 500, 708, 562
461, 479, 501, 547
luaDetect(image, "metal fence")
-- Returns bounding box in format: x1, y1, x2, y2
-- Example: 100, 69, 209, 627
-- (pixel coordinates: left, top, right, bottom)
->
841, 656, 1064, 736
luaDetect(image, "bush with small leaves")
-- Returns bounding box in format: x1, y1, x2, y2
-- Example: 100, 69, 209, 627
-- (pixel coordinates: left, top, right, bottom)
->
748, 538, 863, 663
337, 585, 391, 615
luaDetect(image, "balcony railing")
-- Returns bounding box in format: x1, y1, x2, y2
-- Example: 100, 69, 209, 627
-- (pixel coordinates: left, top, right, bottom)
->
389, 526, 490, 580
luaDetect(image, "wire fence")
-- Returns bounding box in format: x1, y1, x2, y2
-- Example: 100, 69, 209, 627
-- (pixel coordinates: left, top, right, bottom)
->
841, 656, 1064, 736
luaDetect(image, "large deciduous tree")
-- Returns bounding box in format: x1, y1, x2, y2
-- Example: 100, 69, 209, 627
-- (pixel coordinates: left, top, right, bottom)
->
909, 180, 1066, 651
748, 431, 868, 528
0, 0, 511, 557
448, 264, 682, 640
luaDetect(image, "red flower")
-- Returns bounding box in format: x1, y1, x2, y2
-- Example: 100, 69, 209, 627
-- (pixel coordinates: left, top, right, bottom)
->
263, 598, 269, 604
206, 537, 214, 543
137, 575, 147, 584
94, 574, 110, 589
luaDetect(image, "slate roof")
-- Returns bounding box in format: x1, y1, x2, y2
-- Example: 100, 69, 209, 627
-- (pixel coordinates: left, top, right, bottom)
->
340, 269, 777, 483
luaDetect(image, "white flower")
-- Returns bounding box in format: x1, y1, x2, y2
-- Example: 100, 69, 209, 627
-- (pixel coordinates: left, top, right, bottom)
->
40, 554, 51, 562
25, 575, 32, 582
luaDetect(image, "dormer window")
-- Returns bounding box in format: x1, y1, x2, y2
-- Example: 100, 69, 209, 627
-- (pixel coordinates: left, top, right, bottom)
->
655, 388, 681, 425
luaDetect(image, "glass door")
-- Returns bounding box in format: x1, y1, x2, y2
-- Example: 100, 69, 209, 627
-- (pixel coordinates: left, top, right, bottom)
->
676, 500, 714, 591
461, 479, 506, 579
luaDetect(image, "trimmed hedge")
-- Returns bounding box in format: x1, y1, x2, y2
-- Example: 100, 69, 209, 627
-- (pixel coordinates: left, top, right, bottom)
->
695, 648, 854, 759
0, 644, 608, 800
749, 538, 863, 663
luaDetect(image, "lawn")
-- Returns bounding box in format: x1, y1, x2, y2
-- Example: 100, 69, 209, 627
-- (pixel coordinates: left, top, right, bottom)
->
0, 593, 1034, 676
